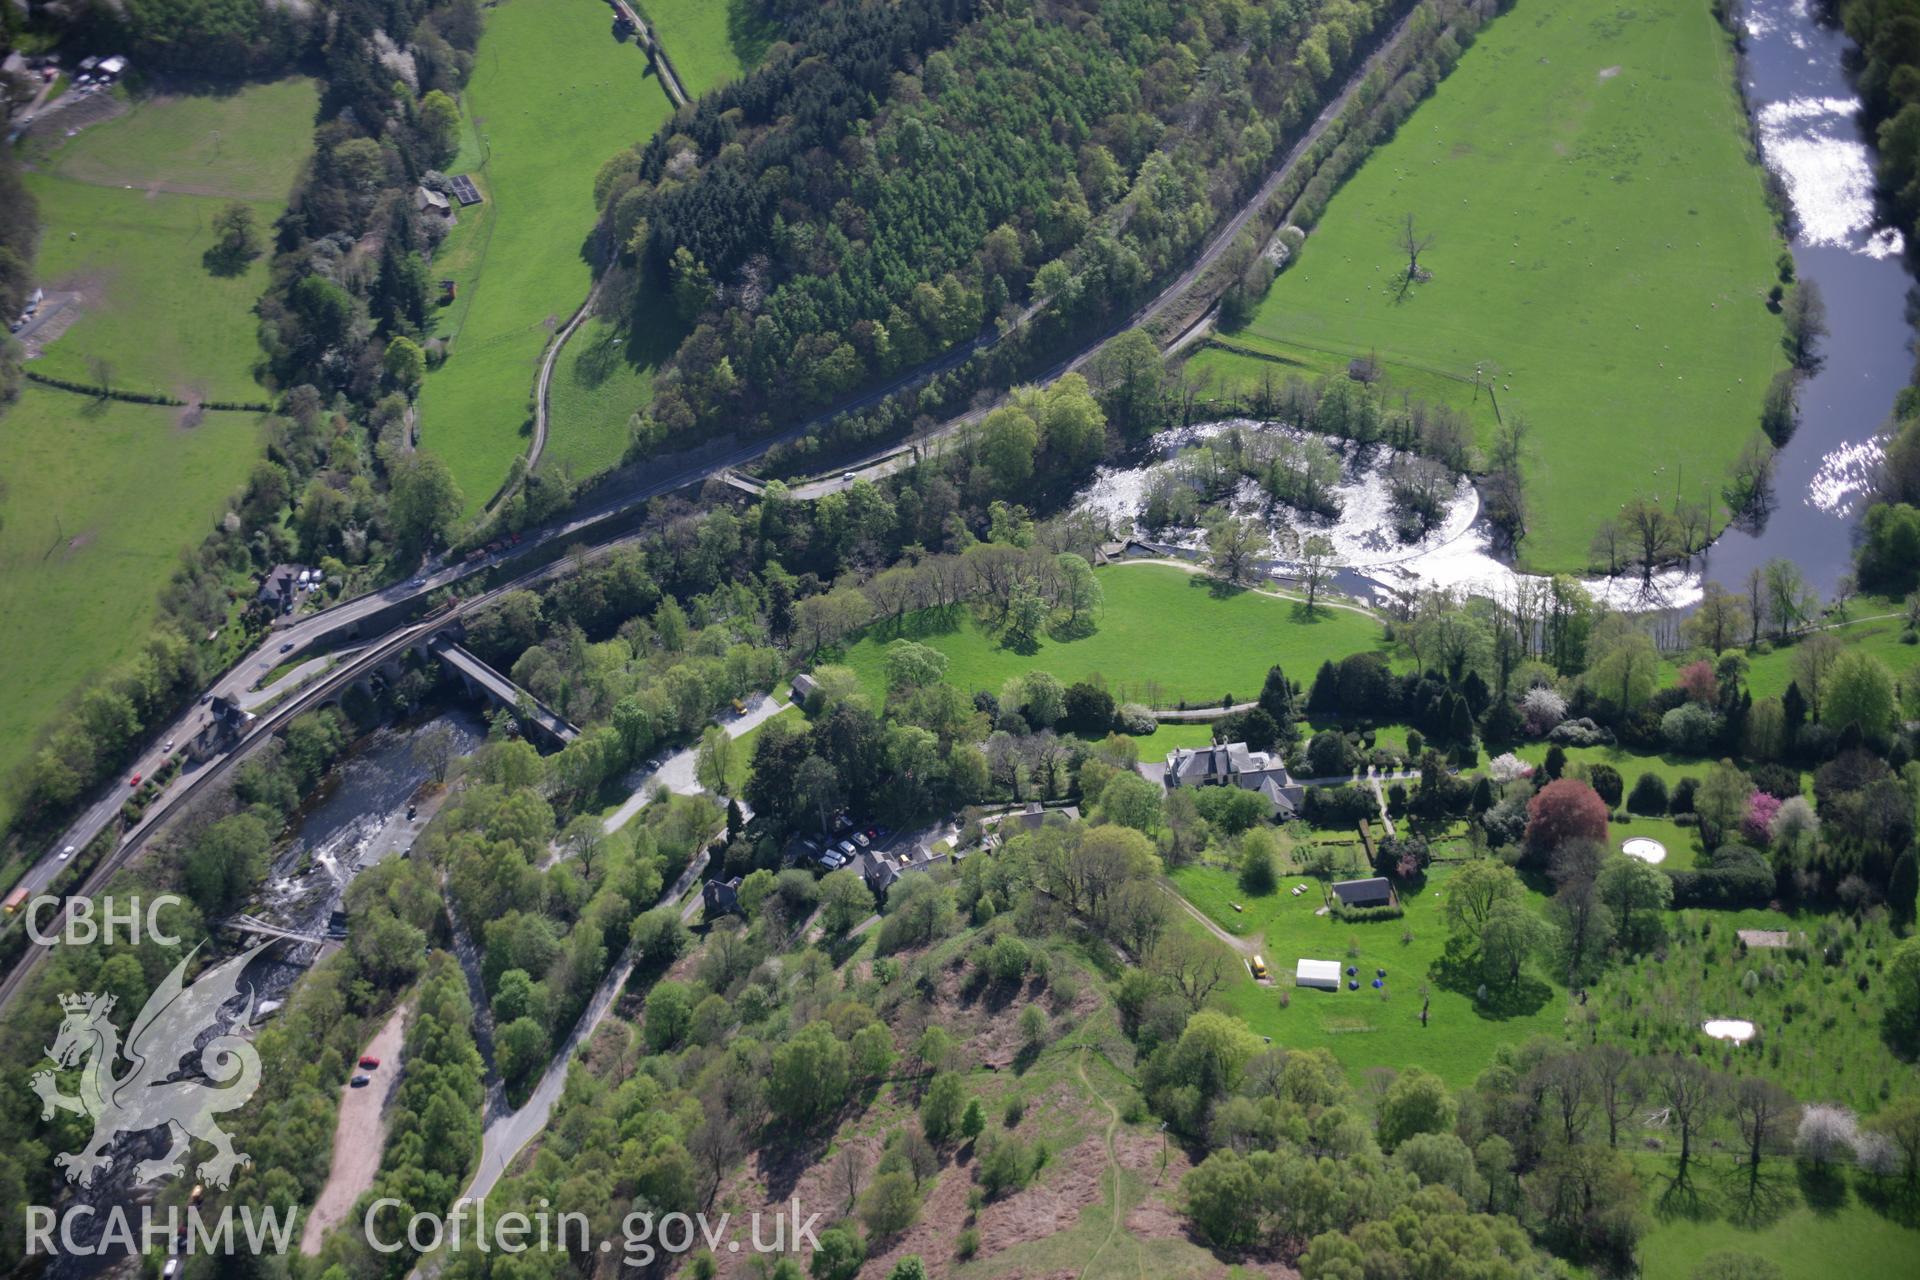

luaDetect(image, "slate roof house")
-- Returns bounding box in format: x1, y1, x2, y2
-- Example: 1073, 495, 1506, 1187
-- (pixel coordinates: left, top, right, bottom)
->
703, 876, 742, 917
188, 695, 254, 763
1331, 877, 1394, 909
1163, 741, 1301, 814
257, 563, 309, 614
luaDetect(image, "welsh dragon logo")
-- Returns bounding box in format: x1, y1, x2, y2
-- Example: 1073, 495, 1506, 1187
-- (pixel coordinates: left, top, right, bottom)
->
30, 941, 272, 1189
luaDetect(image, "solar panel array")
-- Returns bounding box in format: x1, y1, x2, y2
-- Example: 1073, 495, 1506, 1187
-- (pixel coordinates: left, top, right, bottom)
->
449, 175, 482, 205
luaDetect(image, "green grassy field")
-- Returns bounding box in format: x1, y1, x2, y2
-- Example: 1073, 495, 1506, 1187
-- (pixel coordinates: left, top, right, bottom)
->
1172, 861, 1569, 1087
1184, 332, 1502, 436
840, 563, 1387, 707
539, 0, 758, 480
416, 0, 677, 512
1738, 613, 1920, 702
0, 79, 313, 827
22, 180, 280, 400
543, 304, 683, 478
0, 387, 267, 827
1233, 0, 1785, 572
20, 78, 315, 401
638, 0, 775, 96
25, 79, 317, 199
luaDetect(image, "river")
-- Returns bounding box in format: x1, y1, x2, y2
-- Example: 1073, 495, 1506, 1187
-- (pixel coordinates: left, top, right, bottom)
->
246, 705, 486, 1006
1703, 0, 1915, 596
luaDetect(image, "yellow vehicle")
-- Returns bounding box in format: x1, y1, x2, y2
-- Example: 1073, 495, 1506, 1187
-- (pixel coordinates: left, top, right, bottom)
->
1249, 954, 1269, 980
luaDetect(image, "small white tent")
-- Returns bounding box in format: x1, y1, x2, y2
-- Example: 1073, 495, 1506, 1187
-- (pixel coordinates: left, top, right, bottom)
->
1296, 958, 1340, 991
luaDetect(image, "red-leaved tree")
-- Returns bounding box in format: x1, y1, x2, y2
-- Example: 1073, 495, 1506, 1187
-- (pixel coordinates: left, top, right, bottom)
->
1525, 778, 1609, 862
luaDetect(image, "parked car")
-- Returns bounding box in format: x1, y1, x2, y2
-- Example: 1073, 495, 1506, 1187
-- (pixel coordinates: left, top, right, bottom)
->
821, 852, 845, 869
349, 1075, 370, 1088
837, 840, 857, 857
875, 825, 893, 840
358, 1055, 381, 1070
842, 471, 855, 483
853, 832, 870, 848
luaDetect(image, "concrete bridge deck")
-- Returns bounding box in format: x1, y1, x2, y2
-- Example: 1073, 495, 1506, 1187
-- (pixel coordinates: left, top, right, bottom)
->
432, 638, 580, 746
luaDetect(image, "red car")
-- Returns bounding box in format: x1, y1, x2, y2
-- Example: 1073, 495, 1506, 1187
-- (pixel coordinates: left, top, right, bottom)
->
128, 774, 142, 788
358, 1055, 381, 1070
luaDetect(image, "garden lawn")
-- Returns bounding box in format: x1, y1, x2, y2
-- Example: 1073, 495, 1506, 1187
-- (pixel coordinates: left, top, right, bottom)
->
0, 387, 268, 830
1126, 721, 1217, 758
1234, 0, 1786, 571
1606, 813, 1702, 871
1513, 740, 1708, 792
638, 0, 775, 96
1170, 862, 1568, 1087
724, 703, 806, 794
416, 0, 677, 512
839, 562, 1387, 707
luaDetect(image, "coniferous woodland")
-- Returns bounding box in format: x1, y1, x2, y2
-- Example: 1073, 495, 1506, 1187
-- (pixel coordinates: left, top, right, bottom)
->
599, 0, 1414, 448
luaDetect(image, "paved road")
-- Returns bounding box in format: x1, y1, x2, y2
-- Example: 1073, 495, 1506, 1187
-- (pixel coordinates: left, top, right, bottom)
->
460, 843, 708, 1203
596, 692, 785, 835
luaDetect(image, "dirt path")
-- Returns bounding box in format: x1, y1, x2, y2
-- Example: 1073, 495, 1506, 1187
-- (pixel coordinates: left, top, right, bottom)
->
300, 1002, 410, 1254
1159, 880, 1259, 958
1073, 1049, 1135, 1280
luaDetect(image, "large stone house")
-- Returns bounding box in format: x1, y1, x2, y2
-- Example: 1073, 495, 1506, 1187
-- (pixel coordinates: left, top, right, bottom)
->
1163, 741, 1301, 815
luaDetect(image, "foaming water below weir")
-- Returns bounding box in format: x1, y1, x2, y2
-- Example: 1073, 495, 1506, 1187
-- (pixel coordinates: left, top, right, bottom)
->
246, 705, 485, 1007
